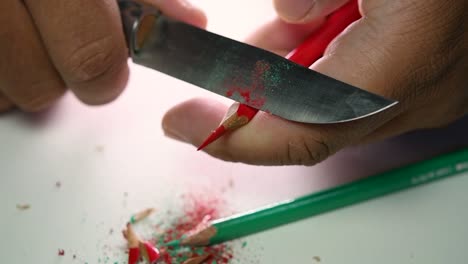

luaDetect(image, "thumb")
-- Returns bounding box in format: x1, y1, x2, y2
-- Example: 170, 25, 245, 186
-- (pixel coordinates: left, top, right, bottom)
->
162, 98, 335, 165
274, 0, 349, 23
140, 0, 207, 28
163, 1, 410, 165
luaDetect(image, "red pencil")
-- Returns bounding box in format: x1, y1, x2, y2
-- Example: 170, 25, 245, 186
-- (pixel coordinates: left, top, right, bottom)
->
197, 0, 360, 151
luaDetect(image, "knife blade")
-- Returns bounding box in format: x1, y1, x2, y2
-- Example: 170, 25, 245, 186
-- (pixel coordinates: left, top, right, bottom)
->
118, 0, 397, 124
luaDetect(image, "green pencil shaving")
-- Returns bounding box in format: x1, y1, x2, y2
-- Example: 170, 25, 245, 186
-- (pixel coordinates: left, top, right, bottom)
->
166, 148, 468, 247
129, 208, 155, 224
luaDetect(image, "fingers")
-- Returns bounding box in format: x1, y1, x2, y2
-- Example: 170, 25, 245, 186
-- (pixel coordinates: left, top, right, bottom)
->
24, 0, 129, 105
274, 0, 349, 23
164, 1, 467, 166
162, 98, 340, 165
253, 1, 409, 118
162, 2, 406, 165
0, 0, 65, 112
311, 0, 463, 107
0, 93, 13, 112
22, 0, 206, 106
163, 98, 226, 143
140, 0, 207, 28
362, 91, 468, 144
245, 17, 325, 56
0, 0, 205, 112
310, 20, 391, 95
162, 97, 399, 165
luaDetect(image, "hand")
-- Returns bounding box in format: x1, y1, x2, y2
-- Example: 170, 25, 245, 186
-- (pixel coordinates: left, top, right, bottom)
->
163, 0, 468, 165
0, 0, 206, 112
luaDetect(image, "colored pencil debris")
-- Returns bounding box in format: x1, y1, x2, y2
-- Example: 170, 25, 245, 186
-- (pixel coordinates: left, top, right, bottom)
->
182, 254, 211, 264
16, 203, 31, 211
130, 207, 156, 224
123, 223, 160, 264
123, 195, 235, 264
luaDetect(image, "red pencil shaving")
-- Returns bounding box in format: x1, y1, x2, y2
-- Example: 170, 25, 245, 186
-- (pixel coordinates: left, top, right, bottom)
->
197, 0, 360, 151
123, 223, 160, 264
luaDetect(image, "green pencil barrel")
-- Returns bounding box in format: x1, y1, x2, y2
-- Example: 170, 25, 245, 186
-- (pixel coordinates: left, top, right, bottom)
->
210, 148, 468, 244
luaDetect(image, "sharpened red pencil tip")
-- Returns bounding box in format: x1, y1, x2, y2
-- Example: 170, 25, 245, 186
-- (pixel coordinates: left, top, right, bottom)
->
197, 104, 258, 151
197, 126, 227, 151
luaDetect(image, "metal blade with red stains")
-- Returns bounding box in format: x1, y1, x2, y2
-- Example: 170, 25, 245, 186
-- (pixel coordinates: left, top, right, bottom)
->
118, 0, 397, 124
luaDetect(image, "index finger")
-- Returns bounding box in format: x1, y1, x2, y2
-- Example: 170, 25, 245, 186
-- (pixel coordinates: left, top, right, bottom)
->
24, 0, 207, 105
0, 93, 13, 112
24, 0, 129, 105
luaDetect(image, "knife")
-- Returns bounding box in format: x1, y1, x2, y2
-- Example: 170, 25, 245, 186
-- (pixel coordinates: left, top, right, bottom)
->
117, 0, 397, 124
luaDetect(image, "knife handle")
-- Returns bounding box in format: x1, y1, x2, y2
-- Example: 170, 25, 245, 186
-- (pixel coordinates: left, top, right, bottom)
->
117, 0, 161, 57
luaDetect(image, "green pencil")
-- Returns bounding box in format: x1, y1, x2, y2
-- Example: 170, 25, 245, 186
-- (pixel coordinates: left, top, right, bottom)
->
166, 148, 468, 247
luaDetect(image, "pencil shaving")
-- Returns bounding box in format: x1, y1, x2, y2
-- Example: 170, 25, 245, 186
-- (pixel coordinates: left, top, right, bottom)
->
221, 102, 241, 123
182, 254, 211, 264
130, 208, 156, 223
123, 223, 160, 264
16, 204, 31, 210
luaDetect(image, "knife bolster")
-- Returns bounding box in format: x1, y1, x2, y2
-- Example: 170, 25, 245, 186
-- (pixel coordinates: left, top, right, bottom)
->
118, 0, 162, 56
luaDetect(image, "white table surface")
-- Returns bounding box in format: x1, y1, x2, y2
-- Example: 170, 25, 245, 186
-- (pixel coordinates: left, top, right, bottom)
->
1, 1, 467, 263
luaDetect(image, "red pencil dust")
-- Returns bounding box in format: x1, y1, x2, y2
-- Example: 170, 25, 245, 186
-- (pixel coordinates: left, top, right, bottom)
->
197, 0, 360, 151
153, 194, 234, 264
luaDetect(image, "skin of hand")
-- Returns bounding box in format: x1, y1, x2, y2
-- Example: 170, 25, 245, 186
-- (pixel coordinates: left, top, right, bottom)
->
162, 0, 468, 165
0, 0, 206, 112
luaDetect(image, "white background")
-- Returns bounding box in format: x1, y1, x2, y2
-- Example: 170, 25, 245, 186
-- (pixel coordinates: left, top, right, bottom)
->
1, 0, 467, 263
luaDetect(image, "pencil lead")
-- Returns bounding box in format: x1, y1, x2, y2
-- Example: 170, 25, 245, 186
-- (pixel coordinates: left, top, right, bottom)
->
197, 126, 226, 151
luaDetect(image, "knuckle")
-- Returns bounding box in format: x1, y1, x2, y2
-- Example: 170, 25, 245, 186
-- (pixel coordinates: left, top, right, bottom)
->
207, 148, 240, 164
62, 35, 123, 84
429, 93, 468, 128
285, 135, 332, 166
17, 93, 59, 112
0, 104, 13, 112
0, 98, 13, 112
274, 0, 317, 23
14, 80, 65, 112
